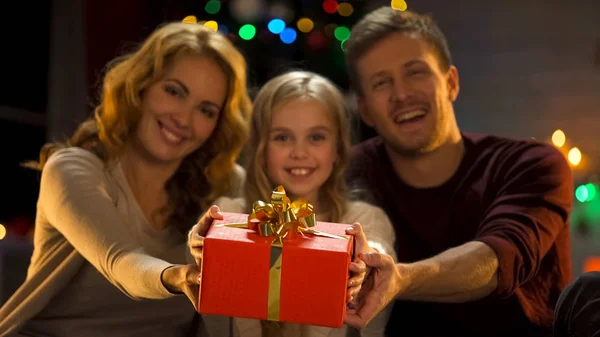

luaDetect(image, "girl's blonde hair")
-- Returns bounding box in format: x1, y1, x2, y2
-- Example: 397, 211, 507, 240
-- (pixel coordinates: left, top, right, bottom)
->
32, 22, 252, 234
244, 71, 351, 222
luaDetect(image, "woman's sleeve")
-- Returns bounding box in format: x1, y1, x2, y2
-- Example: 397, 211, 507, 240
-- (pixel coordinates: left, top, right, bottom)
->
39, 149, 176, 300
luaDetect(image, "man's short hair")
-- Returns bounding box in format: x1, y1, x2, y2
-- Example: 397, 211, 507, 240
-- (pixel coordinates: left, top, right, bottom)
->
344, 7, 452, 94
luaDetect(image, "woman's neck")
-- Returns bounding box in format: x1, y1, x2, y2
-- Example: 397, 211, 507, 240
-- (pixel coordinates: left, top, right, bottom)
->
119, 142, 179, 204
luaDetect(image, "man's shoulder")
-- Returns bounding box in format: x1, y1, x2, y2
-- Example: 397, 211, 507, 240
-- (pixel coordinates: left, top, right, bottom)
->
464, 132, 563, 163
463, 132, 569, 179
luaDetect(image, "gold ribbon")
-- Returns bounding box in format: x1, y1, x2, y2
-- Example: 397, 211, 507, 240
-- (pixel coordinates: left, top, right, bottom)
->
216, 185, 347, 321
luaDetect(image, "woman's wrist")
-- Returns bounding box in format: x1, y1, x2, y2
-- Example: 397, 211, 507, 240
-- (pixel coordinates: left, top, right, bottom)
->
160, 265, 183, 294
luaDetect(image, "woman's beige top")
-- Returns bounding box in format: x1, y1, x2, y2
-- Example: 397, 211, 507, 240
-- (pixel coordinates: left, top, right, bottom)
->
0, 147, 244, 337
214, 196, 397, 337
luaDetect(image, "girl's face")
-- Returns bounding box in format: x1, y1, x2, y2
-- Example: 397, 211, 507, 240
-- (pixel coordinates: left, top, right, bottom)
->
266, 97, 338, 207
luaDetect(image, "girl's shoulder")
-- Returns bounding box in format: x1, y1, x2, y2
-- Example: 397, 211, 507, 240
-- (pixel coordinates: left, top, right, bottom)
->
341, 200, 390, 224
213, 196, 247, 213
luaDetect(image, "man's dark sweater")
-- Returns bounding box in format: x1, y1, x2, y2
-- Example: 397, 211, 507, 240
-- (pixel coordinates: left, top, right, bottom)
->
348, 133, 573, 337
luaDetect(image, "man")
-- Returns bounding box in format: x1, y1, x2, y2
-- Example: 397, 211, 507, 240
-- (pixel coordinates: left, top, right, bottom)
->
342, 7, 573, 337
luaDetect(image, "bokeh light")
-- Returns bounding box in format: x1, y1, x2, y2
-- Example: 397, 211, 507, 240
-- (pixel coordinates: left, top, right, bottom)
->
230, 0, 264, 22
0, 224, 6, 240
297, 18, 314, 33
324, 23, 338, 38
391, 0, 408, 11
323, 0, 338, 14
239, 24, 257, 40
576, 185, 590, 202
218, 24, 229, 35
568, 147, 582, 166
334, 26, 351, 41
270, 3, 295, 23
182, 15, 197, 24
268, 19, 286, 34
307, 31, 327, 50
205, 0, 221, 15
552, 129, 566, 148
338, 3, 354, 16
280, 27, 297, 44
204, 21, 218, 32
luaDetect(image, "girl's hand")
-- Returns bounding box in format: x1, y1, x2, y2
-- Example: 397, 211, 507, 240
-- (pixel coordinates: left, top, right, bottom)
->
345, 223, 374, 303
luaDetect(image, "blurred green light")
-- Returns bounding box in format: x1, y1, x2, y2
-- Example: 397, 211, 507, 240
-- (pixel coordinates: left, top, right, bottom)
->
334, 26, 351, 42
585, 183, 597, 202
576, 185, 589, 203
205, 0, 221, 15
239, 24, 256, 40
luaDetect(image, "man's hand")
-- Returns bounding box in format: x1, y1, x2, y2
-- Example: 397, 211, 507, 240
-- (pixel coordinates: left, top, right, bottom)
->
345, 252, 403, 329
187, 205, 223, 267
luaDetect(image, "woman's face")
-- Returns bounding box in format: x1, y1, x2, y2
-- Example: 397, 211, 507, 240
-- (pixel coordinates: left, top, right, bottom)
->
135, 54, 228, 165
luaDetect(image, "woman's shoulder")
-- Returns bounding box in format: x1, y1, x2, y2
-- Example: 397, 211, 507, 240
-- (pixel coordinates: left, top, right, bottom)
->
43, 147, 106, 177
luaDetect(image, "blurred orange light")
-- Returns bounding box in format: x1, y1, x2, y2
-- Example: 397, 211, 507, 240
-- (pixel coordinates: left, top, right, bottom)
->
297, 18, 314, 33
568, 147, 582, 166
584, 256, 600, 273
338, 3, 354, 16
552, 129, 566, 148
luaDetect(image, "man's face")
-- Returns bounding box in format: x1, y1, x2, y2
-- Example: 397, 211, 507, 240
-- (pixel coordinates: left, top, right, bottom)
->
356, 32, 459, 156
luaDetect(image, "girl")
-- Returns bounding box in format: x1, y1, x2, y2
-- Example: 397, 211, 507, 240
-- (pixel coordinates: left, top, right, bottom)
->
0, 22, 252, 337
207, 70, 396, 337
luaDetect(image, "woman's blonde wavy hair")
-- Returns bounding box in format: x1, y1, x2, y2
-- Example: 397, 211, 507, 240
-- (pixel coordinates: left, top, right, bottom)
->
244, 71, 351, 223
31, 22, 252, 235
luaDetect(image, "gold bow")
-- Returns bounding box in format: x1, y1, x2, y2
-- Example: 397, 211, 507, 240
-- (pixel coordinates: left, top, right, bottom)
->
220, 185, 347, 244
217, 185, 347, 321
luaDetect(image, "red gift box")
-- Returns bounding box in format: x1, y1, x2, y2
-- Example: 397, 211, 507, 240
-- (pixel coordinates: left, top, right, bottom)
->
198, 208, 354, 328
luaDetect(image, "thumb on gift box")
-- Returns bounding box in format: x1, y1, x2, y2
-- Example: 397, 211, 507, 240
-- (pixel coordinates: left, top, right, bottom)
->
197, 205, 224, 233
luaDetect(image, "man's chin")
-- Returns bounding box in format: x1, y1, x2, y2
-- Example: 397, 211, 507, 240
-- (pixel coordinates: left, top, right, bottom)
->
385, 139, 434, 158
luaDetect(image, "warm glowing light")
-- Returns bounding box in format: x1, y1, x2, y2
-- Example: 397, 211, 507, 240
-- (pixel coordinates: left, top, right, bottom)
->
182, 15, 198, 24
584, 257, 600, 272
297, 18, 314, 33
552, 129, 566, 148
391, 0, 408, 11
0, 224, 6, 240
204, 21, 218, 32
338, 3, 354, 16
568, 147, 582, 166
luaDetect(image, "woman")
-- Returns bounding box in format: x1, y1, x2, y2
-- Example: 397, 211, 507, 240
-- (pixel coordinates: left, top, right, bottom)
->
0, 21, 252, 337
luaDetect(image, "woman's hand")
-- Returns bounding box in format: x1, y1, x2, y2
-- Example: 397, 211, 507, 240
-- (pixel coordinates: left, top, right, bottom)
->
161, 264, 203, 310
187, 205, 224, 267
345, 223, 374, 303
